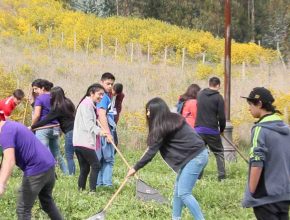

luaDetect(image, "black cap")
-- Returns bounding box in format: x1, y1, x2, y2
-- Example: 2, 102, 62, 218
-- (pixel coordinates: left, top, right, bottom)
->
241, 87, 275, 104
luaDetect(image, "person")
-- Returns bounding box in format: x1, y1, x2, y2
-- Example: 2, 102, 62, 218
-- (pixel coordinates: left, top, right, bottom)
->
96, 72, 116, 187
0, 120, 63, 220
241, 87, 290, 219
127, 97, 208, 220
111, 83, 125, 124
194, 76, 226, 181
178, 84, 201, 128
73, 83, 106, 191
31, 79, 68, 175
0, 89, 25, 121
31, 86, 76, 175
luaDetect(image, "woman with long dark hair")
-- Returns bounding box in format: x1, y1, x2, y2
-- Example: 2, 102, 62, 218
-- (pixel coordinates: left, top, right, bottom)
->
31, 86, 76, 175
178, 84, 201, 128
127, 97, 208, 220
73, 83, 106, 192
31, 79, 68, 175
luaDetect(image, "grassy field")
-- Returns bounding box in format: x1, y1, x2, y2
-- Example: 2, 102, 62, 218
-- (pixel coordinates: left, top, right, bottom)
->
0, 145, 255, 220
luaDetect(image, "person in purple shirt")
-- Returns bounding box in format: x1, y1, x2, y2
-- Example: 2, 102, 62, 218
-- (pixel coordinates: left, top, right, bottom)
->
0, 120, 63, 220
31, 79, 68, 175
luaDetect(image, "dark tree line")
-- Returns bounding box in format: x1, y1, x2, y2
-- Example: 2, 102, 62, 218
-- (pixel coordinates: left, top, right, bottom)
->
61, 0, 289, 57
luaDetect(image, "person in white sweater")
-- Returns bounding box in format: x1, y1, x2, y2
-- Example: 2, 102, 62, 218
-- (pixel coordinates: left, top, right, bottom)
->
73, 83, 107, 192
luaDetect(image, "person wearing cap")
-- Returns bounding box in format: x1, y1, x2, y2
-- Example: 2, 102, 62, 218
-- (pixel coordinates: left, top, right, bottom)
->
241, 87, 290, 219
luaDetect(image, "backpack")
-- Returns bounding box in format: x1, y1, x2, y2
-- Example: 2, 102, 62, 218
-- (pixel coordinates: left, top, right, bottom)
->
176, 100, 185, 114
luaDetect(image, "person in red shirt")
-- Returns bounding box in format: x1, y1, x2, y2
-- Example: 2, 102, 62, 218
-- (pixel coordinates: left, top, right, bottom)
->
0, 89, 25, 121
178, 84, 201, 128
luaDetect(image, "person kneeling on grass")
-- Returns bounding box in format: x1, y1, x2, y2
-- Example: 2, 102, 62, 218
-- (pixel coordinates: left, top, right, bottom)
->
127, 97, 208, 220
0, 120, 63, 220
241, 87, 290, 219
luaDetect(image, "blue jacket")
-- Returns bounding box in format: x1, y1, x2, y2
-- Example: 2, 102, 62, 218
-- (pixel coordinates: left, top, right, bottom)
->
242, 114, 290, 207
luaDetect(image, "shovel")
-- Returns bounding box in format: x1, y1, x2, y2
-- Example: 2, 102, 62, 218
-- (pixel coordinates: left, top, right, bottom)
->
221, 134, 249, 164
87, 177, 129, 220
97, 120, 168, 204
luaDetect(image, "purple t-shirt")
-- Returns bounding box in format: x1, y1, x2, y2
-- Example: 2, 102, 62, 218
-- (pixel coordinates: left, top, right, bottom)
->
34, 93, 58, 124
0, 121, 55, 176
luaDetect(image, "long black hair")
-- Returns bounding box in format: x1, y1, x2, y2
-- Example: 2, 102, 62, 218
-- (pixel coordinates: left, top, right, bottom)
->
50, 86, 75, 118
77, 83, 105, 108
146, 97, 184, 146
179, 84, 201, 102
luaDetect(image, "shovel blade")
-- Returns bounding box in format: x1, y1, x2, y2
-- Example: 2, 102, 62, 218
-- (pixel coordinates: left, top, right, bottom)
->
86, 210, 106, 220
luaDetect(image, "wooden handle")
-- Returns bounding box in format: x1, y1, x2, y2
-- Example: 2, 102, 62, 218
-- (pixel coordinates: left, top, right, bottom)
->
221, 134, 249, 163
97, 120, 139, 179
32, 124, 60, 131
103, 177, 129, 211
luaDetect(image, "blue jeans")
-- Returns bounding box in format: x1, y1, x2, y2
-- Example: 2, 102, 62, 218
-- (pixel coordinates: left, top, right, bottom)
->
65, 130, 75, 175
96, 137, 115, 186
172, 148, 208, 220
36, 128, 68, 175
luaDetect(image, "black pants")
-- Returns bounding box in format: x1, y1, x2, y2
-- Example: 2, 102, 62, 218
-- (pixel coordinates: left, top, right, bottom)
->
198, 134, 226, 180
75, 147, 100, 191
254, 201, 289, 220
17, 167, 63, 220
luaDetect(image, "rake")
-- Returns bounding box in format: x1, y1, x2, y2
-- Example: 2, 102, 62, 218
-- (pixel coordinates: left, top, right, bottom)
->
86, 177, 129, 220
221, 134, 249, 164
97, 120, 168, 204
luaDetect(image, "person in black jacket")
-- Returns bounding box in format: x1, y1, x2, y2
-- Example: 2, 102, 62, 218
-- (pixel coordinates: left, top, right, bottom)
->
195, 77, 226, 181
31, 86, 76, 175
127, 97, 208, 220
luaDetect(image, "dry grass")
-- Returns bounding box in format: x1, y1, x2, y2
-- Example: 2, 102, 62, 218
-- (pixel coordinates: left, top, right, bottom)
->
1, 37, 289, 145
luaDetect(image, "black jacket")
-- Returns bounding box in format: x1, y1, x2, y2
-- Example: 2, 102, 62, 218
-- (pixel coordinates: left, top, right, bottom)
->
31, 109, 74, 134
134, 121, 206, 173
195, 88, 226, 133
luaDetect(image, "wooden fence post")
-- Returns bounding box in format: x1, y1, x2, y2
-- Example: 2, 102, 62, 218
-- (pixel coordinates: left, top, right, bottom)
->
86, 36, 90, 56
130, 42, 134, 63
164, 46, 167, 65
74, 31, 77, 55
181, 48, 185, 71
114, 38, 118, 59
147, 42, 150, 63
100, 35, 104, 57
202, 53, 206, 63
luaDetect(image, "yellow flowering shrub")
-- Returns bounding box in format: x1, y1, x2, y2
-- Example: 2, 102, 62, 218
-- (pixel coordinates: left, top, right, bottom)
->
0, 0, 276, 64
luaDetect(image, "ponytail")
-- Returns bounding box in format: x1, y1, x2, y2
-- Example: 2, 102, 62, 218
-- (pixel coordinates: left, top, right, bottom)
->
77, 83, 105, 109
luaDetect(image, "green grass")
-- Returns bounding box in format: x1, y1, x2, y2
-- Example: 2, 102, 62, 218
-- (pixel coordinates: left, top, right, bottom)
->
0, 148, 255, 220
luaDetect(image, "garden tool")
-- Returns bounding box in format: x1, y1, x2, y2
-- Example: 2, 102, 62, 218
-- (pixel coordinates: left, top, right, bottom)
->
221, 134, 249, 164
97, 120, 168, 204
32, 124, 60, 131
86, 177, 129, 220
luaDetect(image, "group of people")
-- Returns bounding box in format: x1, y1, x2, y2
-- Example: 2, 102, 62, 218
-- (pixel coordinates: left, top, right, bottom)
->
0, 74, 289, 220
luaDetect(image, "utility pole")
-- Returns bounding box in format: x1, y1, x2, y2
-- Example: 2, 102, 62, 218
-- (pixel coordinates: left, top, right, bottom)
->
223, 0, 236, 161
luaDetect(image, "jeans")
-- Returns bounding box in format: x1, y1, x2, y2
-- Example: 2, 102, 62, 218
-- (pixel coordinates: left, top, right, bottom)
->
36, 128, 68, 175
64, 130, 75, 175
17, 167, 63, 220
198, 134, 226, 180
96, 137, 115, 186
75, 147, 101, 191
172, 148, 208, 220
254, 201, 290, 220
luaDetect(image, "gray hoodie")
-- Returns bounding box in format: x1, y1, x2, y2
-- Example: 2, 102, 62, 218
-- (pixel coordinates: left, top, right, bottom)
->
242, 114, 290, 207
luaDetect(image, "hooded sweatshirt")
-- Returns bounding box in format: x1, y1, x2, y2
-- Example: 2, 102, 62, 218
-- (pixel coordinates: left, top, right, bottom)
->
242, 114, 290, 207
195, 88, 226, 133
